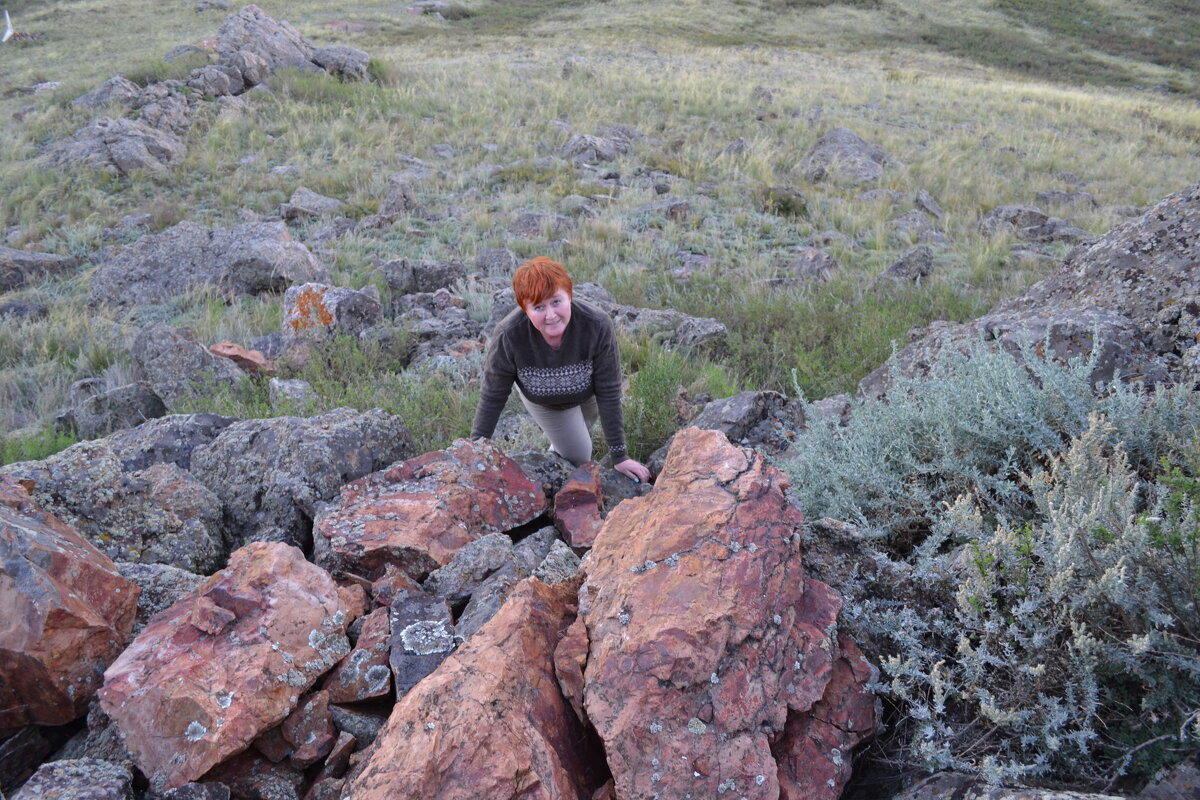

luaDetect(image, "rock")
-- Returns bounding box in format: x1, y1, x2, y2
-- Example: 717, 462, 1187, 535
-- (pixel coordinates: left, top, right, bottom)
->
476, 248, 519, 278
190, 408, 413, 548
3, 445, 227, 574
1019, 216, 1092, 245
282, 283, 382, 341
915, 189, 945, 220
978, 204, 1048, 237
0, 476, 139, 727
634, 197, 691, 224
44, 117, 185, 176
228, 49, 270, 87
12, 758, 133, 800
375, 258, 466, 295
788, 247, 839, 283
160, 783, 231, 800
129, 83, 198, 136
889, 209, 936, 240
72, 76, 142, 109
91, 413, 236, 472
48, 700, 134, 772
0, 246, 78, 293
216, 4, 315, 73
532, 539, 581, 584
802, 126, 887, 184
268, 378, 318, 411
131, 323, 246, 411
347, 579, 602, 799
322, 607, 391, 703
186, 64, 245, 97
88, 220, 328, 311
647, 390, 795, 472
509, 211, 574, 239
422, 532, 518, 604
0, 299, 49, 320
315, 731, 355, 781
280, 187, 345, 221
388, 590, 456, 695
455, 562, 524, 639
568, 428, 875, 800
201, 749, 304, 800
892, 773, 1125, 800
310, 45, 371, 81
860, 188, 902, 205
506, 449, 575, 500
314, 438, 546, 580
879, 244, 935, 282
281, 690, 335, 767
1036, 189, 1098, 209
328, 706, 386, 748
553, 462, 604, 548
57, 381, 166, 440
1139, 754, 1200, 799
99, 542, 352, 793
561, 133, 628, 163
116, 562, 205, 635
208, 341, 274, 374
0, 728, 57, 793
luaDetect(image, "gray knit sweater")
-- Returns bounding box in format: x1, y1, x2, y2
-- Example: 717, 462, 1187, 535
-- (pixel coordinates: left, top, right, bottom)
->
470, 299, 627, 461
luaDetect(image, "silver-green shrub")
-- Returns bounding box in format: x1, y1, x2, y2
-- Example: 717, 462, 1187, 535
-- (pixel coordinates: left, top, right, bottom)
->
780, 341, 1200, 788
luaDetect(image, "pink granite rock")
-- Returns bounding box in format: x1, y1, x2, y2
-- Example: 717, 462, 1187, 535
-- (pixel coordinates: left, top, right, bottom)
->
569, 427, 875, 800
314, 438, 546, 580
322, 606, 391, 704
346, 578, 603, 799
553, 462, 604, 548
99, 542, 353, 792
0, 475, 138, 727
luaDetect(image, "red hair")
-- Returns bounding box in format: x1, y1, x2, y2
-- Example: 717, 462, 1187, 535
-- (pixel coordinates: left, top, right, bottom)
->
512, 257, 573, 310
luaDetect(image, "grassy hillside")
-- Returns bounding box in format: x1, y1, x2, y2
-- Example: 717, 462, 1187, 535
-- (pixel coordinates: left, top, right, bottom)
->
1, 0, 1199, 447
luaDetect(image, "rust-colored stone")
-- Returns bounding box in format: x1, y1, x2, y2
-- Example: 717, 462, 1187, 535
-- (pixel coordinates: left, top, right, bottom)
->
208, 340, 276, 374
0, 475, 138, 727
323, 606, 391, 704
553, 462, 605, 548
99, 542, 352, 792
314, 438, 546, 580
368, 563, 423, 608
283, 690, 336, 768
346, 579, 603, 800
574, 427, 874, 800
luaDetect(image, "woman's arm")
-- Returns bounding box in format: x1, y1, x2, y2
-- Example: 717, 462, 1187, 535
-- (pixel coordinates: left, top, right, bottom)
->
470, 336, 516, 440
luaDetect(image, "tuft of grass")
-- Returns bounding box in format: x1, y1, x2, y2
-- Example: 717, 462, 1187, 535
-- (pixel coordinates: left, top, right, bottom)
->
1, 425, 78, 467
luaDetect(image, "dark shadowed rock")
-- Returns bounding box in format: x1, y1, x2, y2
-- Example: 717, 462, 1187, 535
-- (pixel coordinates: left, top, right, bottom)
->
0, 299, 49, 320
44, 117, 186, 177
892, 773, 1125, 800
567, 428, 875, 800
200, 749, 304, 800
160, 782, 232, 800
131, 324, 246, 411
99, 413, 236, 472
803, 126, 887, 184
100, 542, 352, 793
12, 758, 133, 800
57, 381, 167, 440
322, 606, 391, 704
879, 244, 935, 282
389, 590, 456, 696
553, 462, 604, 548
89, 220, 327, 311
0, 247, 78, 293
313, 438, 545, 580
0, 476, 139, 728
376, 257, 466, 295
328, 706, 386, 748
190, 408, 413, 548
648, 390, 796, 472
455, 561, 525, 639
348, 579, 602, 800
281, 690, 335, 768
422, 532, 518, 604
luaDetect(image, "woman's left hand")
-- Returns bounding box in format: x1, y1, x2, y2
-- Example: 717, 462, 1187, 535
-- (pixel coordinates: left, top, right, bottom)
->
614, 458, 653, 484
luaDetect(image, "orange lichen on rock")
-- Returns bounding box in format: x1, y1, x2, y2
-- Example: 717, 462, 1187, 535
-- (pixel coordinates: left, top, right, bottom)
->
287, 285, 334, 333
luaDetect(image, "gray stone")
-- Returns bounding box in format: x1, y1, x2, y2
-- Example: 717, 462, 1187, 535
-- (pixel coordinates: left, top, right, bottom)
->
160, 783, 232, 800
893, 772, 1123, 800
978, 204, 1048, 237
268, 378, 318, 411
229, 50, 271, 87
802, 126, 887, 184
329, 706, 387, 748
889, 209, 936, 240
58, 382, 166, 440
216, 4, 315, 73
879, 245, 935, 283
454, 562, 522, 640
1036, 189, 1098, 209
129, 82, 199, 136
44, 117, 185, 176
311, 45, 371, 81
646, 390, 796, 474
72, 76, 141, 110
0, 299, 49, 320
282, 283, 383, 342
1138, 754, 1200, 800
131, 324, 246, 411
513, 526, 560, 572
389, 590, 455, 696
0, 247, 77, 293
789, 247, 839, 283
1018, 216, 1092, 245
116, 562, 205, 634
509, 211, 574, 239
99, 413, 236, 472
422, 533, 519, 604
280, 187, 345, 221
186, 64, 245, 97
475, 248, 519, 278
915, 189, 945, 220
189, 408, 414, 548
561, 133, 628, 163
12, 758, 132, 800
532, 539, 581, 584
376, 258, 466, 295
89, 220, 327, 311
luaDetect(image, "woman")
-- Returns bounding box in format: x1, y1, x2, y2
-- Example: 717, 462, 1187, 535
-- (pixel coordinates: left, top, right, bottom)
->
471, 257, 653, 483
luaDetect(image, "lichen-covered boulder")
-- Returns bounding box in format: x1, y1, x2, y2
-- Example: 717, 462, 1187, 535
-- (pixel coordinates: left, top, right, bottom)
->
313, 438, 546, 580
99, 542, 353, 793
131, 324, 247, 412
282, 283, 382, 341
12, 758, 133, 800
44, 117, 185, 177
0, 246, 78, 293
0, 476, 139, 728
216, 3, 315, 72
802, 126, 887, 184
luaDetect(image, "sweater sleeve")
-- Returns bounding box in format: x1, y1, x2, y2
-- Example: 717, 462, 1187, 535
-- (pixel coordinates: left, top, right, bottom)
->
591, 320, 628, 461
470, 332, 516, 440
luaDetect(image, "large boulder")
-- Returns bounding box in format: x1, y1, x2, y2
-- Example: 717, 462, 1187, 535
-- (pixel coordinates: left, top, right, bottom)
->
99, 542, 353, 793
561, 428, 876, 800
0, 476, 139, 728
216, 4, 315, 72
281, 282, 383, 341
43, 117, 186, 176
89, 220, 328, 312
55, 381, 167, 440
313, 438, 546, 581
311, 45, 371, 81
802, 126, 887, 184
12, 758, 133, 800
190, 408, 414, 549
859, 185, 1200, 399
72, 75, 142, 110
346, 579, 603, 799
0, 247, 78, 293
131, 324, 247, 411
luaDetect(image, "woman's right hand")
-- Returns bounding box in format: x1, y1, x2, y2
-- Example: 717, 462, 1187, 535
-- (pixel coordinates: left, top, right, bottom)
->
614, 458, 652, 484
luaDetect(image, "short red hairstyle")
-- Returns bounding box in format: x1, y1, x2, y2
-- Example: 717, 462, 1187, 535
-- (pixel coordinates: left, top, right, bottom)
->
512, 256, 573, 310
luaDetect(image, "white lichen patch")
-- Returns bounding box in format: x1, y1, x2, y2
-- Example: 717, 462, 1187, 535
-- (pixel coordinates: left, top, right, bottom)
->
215, 690, 233, 709
401, 620, 455, 655
686, 717, 707, 735
649, 721, 663, 734
184, 721, 208, 742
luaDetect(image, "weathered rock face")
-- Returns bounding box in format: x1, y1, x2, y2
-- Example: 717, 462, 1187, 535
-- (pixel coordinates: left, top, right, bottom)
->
131, 324, 247, 411
892, 773, 1125, 800
190, 408, 413, 548
72, 75, 142, 110
347, 579, 603, 800
55, 381, 167, 440
567, 428, 875, 800
43, 117, 186, 176
860, 185, 1200, 399
89, 220, 328, 312
553, 462, 604, 548
0, 476, 139, 728
0, 247, 78, 293
648, 389, 798, 473
802, 126, 887, 184
311, 44, 371, 81
313, 438, 546, 580
116, 562, 205, 636
281, 282, 382, 341
99, 542, 353, 793
216, 4, 315, 72
12, 758, 134, 800
322, 606, 391, 703
280, 187, 345, 221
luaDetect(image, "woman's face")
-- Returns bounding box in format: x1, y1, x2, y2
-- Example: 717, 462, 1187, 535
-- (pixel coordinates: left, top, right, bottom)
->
523, 288, 572, 345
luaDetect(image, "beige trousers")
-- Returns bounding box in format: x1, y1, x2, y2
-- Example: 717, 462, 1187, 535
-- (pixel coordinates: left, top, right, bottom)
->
517, 387, 599, 466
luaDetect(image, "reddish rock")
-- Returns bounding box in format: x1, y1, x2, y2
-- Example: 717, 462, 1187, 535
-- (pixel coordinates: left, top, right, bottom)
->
572, 428, 875, 800
368, 563, 423, 608
315, 731, 356, 781
0, 476, 138, 727
347, 579, 603, 799
99, 542, 353, 792
323, 606, 392, 703
252, 725, 292, 764
209, 341, 275, 374
314, 438, 546, 580
553, 462, 605, 548
283, 690, 336, 768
